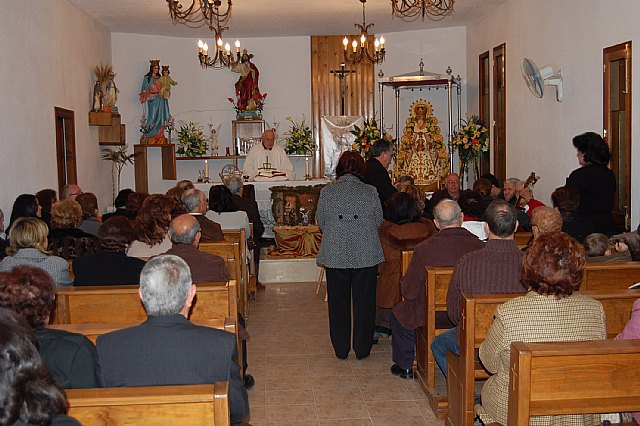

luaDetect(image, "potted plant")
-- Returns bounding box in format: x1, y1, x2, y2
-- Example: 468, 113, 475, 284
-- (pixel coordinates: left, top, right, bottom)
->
283, 115, 314, 155
176, 121, 208, 157
101, 144, 136, 205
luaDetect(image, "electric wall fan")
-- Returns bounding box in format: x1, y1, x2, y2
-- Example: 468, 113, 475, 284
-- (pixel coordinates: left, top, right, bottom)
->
521, 58, 564, 102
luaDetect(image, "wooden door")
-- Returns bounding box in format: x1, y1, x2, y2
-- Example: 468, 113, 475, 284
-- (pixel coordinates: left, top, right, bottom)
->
54, 107, 77, 196
492, 44, 506, 184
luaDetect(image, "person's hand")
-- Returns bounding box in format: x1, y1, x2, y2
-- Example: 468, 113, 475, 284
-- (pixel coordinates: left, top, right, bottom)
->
615, 241, 629, 252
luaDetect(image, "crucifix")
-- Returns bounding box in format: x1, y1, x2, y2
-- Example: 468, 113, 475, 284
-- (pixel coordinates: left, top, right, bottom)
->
330, 63, 356, 116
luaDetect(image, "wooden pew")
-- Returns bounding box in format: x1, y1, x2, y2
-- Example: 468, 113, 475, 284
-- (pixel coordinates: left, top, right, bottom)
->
66, 382, 229, 426
200, 241, 247, 317
222, 228, 256, 299
508, 339, 640, 426
51, 281, 237, 325
582, 261, 640, 292
514, 232, 532, 249
416, 266, 455, 418
445, 289, 639, 426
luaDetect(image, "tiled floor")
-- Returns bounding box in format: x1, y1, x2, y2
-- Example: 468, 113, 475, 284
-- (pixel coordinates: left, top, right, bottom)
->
244, 282, 445, 425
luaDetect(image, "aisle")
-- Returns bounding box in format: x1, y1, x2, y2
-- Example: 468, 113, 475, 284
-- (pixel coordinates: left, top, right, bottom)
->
245, 282, 444, 425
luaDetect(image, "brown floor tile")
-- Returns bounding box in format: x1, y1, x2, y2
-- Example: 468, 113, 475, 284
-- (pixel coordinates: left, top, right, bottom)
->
365, 400, 423, 418
266, 389, 315, 406
370, 416, 429, 425
265, 404, 317, 424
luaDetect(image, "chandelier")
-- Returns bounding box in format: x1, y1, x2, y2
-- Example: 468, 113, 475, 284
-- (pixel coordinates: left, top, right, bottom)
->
343, 0, 385, 65
167, 0, 232, 30
390, 0, 454, 22
197, 29, 242, 69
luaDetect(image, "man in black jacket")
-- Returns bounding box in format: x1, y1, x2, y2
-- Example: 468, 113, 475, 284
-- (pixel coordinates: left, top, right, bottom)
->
363, 138, 396, 211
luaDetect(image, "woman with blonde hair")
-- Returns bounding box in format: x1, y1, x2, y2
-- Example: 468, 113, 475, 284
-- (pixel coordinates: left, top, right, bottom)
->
0, 217, 72, 286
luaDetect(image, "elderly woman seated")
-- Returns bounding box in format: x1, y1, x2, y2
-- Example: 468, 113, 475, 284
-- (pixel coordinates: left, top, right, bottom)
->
476, 232, 606, 425
0, 217, 71, 286
73, 217, 146, 286
0, 266, 98, 389
48, 199, 99, 260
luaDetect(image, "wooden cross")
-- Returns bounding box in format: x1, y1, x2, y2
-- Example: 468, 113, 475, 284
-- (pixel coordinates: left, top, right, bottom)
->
330, 63, 356, 116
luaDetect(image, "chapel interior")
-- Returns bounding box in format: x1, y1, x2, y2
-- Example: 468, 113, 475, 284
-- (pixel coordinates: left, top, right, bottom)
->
2, 0, 640, 424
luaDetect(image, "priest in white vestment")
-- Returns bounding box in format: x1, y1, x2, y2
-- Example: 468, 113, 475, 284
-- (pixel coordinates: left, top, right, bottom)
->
243, 129, 296, 181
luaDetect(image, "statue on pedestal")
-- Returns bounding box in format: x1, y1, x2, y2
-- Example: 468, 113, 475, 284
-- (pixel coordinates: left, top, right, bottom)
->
394, 99, 449, 186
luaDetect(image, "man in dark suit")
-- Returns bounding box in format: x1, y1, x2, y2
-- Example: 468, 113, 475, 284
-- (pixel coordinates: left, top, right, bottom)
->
96, 254, 249, 424
164, 214, 255, 390
363, 138, 397, 211
225, 175, 266, 290
181, 188, 224, 242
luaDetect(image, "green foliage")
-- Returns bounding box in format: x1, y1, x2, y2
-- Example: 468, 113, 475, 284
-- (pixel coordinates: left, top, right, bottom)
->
176, 121, 208, 157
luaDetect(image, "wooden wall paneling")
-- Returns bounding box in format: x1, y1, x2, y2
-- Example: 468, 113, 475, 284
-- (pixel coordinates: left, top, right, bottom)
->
311, 36, 375, 177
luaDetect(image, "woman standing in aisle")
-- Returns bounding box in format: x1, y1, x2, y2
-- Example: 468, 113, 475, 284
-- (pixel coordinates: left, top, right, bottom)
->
317, 151, 384, 360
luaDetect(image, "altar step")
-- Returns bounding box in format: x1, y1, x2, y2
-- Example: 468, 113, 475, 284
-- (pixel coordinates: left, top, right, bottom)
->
259, 257, 323, 284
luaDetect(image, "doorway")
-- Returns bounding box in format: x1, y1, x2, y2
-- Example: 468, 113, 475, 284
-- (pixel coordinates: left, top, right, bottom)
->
54, 107, 78, 196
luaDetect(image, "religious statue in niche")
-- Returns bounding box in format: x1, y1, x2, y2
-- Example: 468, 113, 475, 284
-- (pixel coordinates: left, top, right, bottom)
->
103, 70, 119, 113
394, 99, 449, 186
230, 50, 267, 118
139, 59, 174, 144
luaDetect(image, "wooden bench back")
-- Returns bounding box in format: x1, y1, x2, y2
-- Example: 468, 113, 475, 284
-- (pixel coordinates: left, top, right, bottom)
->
66, 382, 230, 426
508, 339, 640, 426
223, 228, 256, 296
514, 232, 532, 249
416, 265, 454, 417
199, 241, 246, 316
582, 261, 640, 292
51, 281, 237, 325
447, 289, 640, 426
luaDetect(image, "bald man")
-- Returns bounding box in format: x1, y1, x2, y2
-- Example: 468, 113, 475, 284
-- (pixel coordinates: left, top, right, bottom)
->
242, 129, 295, 180
61, 184, 82, 201
163, 214, 229, 283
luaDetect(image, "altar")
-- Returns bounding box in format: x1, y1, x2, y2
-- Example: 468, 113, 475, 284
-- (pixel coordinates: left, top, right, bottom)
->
194, 178, 330, 238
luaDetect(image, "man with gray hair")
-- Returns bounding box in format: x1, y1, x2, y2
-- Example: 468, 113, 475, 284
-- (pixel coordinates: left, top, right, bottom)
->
389, 199, 485, 379
181, 188, 224, 242
363, 138, 397, 211
501, 177, 522, 206
164, 214, 229, 283
61, 184, 82, 201
96, 254, 249, 424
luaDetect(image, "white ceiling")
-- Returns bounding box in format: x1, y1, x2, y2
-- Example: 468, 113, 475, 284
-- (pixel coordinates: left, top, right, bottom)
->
68, 0, 506, 39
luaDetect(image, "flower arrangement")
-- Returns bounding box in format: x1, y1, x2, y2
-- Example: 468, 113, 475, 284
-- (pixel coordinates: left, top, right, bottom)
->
283, 115, 314, 154
176, 121, 208, 157
228, 92, 268, 114
351, 118, 394, 160
452, 114, 489, 180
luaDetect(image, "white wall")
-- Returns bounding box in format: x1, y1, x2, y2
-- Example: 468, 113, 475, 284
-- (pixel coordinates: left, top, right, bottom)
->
466, 0, 640, 228
112, 33, 311, 194
0, 0, 113, 218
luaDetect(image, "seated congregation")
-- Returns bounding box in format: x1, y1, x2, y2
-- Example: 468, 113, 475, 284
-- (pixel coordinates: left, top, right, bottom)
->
1, 131, 640, 425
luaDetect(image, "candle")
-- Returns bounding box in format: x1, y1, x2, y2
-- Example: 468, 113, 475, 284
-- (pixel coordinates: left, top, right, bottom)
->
235, 39, 241, 53
204, 160, 209, 178
305, 157, 310, 177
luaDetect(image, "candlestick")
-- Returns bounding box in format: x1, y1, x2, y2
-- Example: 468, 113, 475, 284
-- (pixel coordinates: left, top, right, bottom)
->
305, 157, 310, 178
204, 160, 209, 178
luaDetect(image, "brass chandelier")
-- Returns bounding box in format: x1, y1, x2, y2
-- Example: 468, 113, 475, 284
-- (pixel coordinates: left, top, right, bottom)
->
343, 0, 385, 65
390, 0, 454, 22
166, 0, 241, 69
166, 0, 232, 30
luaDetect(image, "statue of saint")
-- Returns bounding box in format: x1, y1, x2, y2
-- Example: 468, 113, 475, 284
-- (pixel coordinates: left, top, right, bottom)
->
231, 50, 263, 112
103, 71, 119, 112
139, 60, 170, 140
394, 99, 449, 186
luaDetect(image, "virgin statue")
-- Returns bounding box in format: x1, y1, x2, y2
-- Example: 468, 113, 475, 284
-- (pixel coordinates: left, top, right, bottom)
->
231, 50, 263, 113
139, 60, 170, 141
394, 99, 449, 187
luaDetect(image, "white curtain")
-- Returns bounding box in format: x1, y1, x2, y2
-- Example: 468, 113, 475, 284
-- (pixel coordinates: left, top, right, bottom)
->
321, 116, 364, 178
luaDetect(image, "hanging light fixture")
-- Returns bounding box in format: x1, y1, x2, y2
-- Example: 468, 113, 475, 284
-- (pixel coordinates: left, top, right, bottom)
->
167, 0, 232, 30
390, 0, 454, 22
197, 26, 242, 69
343, 0, 385, 66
